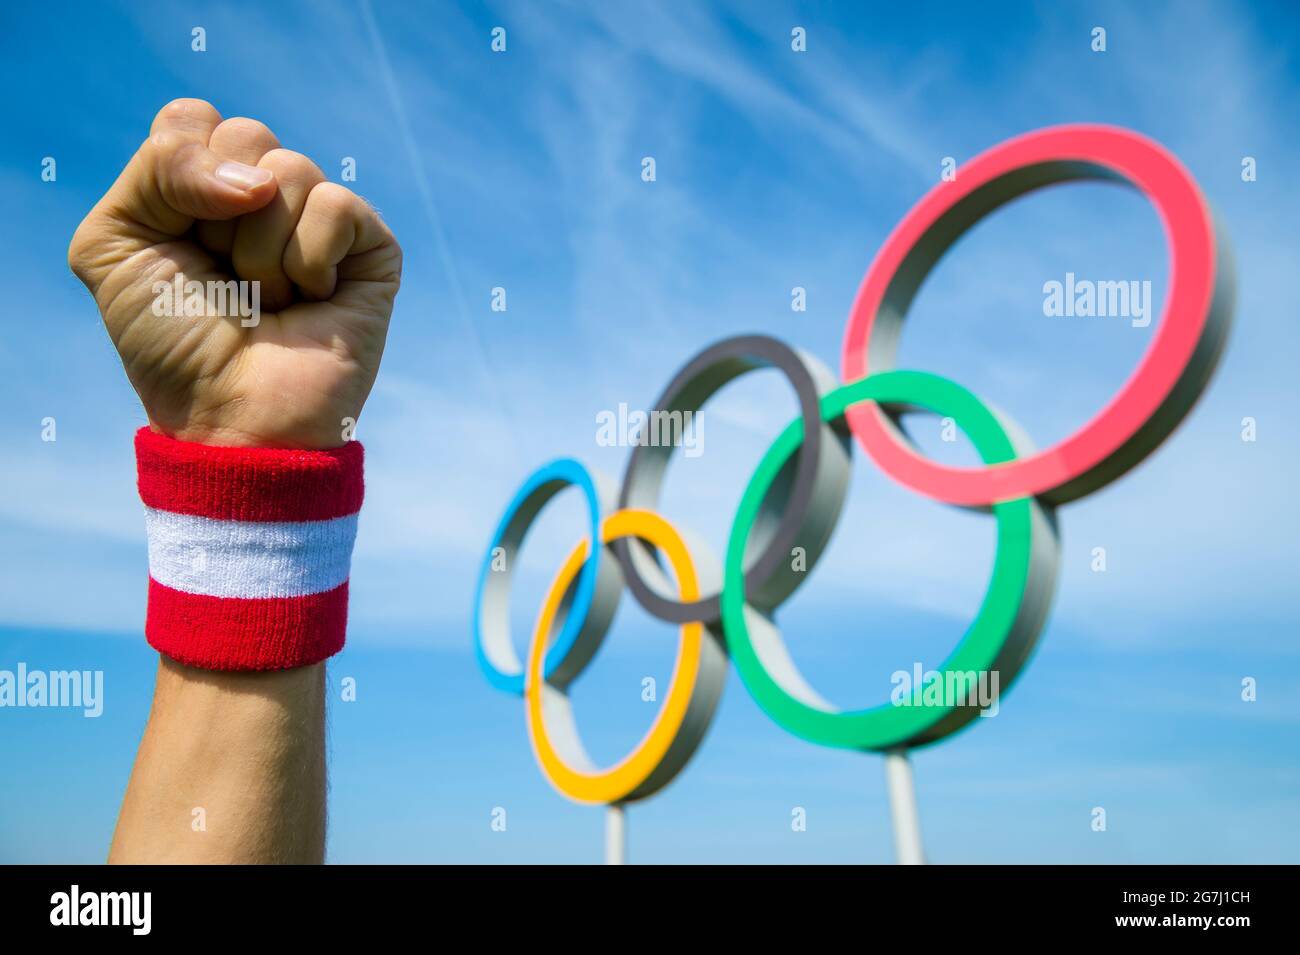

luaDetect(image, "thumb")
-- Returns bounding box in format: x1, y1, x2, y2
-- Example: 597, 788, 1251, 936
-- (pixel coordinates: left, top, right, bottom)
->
125, 133, 279, 228
71, 98, 278, 292
97, 98, 279, 233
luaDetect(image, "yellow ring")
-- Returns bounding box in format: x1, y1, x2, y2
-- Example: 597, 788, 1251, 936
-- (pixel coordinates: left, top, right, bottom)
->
525, 508, 705, 804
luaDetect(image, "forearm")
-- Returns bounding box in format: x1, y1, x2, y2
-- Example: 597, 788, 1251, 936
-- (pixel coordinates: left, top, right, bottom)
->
109, 658, 326, 864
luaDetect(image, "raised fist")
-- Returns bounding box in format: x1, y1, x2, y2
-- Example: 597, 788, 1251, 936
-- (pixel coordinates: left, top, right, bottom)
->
68, 98, 402, 449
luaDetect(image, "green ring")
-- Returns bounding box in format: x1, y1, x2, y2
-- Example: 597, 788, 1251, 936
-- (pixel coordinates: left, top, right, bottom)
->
721, 370, 1038, 751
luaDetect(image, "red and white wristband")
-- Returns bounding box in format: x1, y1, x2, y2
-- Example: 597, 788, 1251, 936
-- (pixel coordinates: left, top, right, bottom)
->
135, 427, 364, 671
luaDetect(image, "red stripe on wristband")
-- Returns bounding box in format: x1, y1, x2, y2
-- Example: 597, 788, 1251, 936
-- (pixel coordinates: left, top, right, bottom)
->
136, 427, 364, 522
145, 578, 350, 671
137, 427, 363, 671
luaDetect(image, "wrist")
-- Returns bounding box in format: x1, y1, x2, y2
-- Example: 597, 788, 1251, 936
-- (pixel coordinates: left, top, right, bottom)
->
148, 419, 354, 452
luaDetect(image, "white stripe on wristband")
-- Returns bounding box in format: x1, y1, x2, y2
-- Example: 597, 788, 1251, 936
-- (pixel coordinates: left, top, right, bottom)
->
144, 508, 359, 600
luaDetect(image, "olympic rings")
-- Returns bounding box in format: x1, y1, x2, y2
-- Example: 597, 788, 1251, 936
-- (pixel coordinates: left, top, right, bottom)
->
526, 509, 726, 804
722, 370, 1059, 751
473, 458, 621, 694
615, 335, 847, 625
474, 123, 1233, 804
841, 124, 1235, 506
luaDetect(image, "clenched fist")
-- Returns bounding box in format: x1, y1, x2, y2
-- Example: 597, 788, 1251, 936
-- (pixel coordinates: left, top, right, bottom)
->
68, 98, 402, 449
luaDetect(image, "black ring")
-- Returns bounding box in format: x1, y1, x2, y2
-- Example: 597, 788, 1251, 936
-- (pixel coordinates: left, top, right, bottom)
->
613, 334, 849, 625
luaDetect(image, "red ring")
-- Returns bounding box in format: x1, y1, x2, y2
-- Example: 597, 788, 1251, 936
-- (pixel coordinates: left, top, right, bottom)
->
841, 124, 1229, 506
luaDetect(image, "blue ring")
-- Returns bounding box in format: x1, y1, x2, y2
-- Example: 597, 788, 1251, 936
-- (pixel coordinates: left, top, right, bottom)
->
472, 459, 605, 695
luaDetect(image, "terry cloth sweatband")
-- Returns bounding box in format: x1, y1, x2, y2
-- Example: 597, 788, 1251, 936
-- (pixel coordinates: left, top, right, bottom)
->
135, 427, 364, 671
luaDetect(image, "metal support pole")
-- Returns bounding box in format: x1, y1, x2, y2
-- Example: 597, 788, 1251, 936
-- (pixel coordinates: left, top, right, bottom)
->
884, 749, 926, 864
605, 804, 626, 865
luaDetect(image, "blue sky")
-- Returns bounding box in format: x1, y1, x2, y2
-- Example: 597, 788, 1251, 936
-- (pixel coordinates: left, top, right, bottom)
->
1, 0, 1298, 863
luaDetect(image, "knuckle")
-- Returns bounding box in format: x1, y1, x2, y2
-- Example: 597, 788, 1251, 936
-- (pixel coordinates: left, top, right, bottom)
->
145, 130, 201, 162
259, 148, 325, 185
216, 116, 273, 138
154, 97, 220, 127
145, 128, 181, 153
307, 181, 357, 220
211, 116, 279, 150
